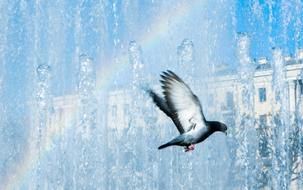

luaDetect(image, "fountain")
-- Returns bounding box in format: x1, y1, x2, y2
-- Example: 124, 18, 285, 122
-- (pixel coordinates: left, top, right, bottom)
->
75, 55, 98, 189
271, 49, 290, 189
1, 1, 303, 190
35, 63, 52, 189
235, 34, 257, 190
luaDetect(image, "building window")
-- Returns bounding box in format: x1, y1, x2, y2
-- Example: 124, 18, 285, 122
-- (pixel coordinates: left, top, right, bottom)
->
259, 114, 267, 126
258, 88, 267, 102
299, 80, 303, 95
112, 105, 117, 117
124, 104, 130, 116
226, 92, 234, 108
241, 89, 246, 104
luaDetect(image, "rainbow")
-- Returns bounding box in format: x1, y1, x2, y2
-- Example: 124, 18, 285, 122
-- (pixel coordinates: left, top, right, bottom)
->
1, 0, 205, 189
95, 0, 203, 92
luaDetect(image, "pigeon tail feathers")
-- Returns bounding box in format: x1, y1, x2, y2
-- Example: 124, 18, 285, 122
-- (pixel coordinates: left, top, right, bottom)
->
158, 143, 172, 149
158, 135, 185, 150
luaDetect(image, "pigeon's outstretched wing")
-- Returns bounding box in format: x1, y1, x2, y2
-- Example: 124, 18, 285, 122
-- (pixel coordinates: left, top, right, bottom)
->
161, 70, 206, 133
147, 89, 185, 134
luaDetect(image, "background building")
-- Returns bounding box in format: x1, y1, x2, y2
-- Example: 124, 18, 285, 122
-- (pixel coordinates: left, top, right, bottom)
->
103, 50, 303, 189
43, 49, 303, 189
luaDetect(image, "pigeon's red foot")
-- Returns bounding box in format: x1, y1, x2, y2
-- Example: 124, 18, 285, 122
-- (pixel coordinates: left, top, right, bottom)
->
184, 144, 195, 152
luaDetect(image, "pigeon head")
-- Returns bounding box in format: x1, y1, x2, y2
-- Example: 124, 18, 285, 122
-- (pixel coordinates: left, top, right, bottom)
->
208, 121, 228, 135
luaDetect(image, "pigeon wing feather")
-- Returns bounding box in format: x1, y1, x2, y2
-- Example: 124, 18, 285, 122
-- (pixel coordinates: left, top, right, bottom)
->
161, 70, 206, 133
147, 89, 185, 134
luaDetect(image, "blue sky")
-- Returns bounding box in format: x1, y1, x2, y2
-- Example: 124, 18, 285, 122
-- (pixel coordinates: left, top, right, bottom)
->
236, 0, 303, 59
1, 0, 303, 103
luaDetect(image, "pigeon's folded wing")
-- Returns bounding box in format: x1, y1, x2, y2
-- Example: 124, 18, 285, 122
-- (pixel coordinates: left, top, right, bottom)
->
161, 70, 206, 133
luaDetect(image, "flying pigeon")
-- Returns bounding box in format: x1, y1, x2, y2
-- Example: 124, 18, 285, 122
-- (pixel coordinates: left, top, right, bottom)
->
147, 70, 227, 152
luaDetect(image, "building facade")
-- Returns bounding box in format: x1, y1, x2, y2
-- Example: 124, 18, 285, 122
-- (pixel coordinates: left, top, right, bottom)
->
45, 50, 303, 189
105, 51, 303, 189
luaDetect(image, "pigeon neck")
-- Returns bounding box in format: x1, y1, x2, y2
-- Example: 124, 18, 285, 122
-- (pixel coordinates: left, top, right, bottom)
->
207, 121, 221, 132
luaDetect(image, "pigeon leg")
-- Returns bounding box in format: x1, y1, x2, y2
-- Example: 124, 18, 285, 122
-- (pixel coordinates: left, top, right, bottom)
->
189, 144, 195, 150
184, 144, 195, 152
184, 146, 190, 152
184, 147, 188, 152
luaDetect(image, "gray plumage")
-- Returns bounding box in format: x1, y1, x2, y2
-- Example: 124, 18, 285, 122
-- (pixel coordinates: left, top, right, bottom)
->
147, 70, 227, 151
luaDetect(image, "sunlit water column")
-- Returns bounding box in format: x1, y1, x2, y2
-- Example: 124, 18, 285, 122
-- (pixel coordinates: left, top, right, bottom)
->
128, 41, 146, 189
293, 70, 303, 189
36, 63, 52, 189
176, 39, 194, 190
235, 34, 256, 190
177, 39, 195, 82
271, 48, 291, 189
292, 2, 303, 188
129, 41, 144, 92
77, 55, 97, 189
0, 1, 7, 86
296, 70, 303, 188
111, 0, 122, 88
281, 0, 292, 48
0, 0, 8, 132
